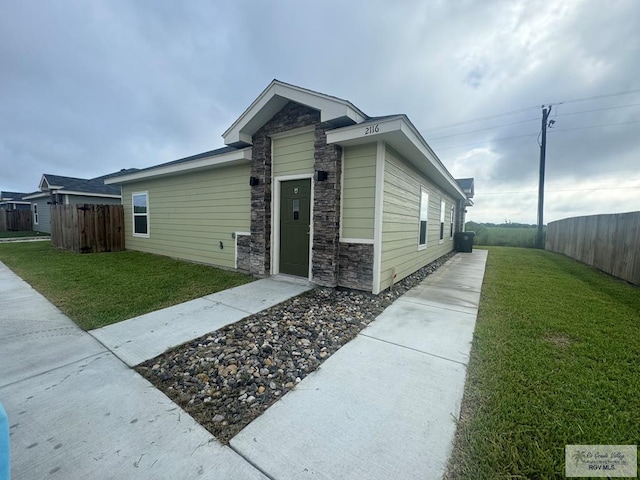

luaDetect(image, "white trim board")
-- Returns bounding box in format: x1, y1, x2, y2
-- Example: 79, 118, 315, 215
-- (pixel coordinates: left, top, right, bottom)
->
271, 174, 314, 280
372, 140, 386, 295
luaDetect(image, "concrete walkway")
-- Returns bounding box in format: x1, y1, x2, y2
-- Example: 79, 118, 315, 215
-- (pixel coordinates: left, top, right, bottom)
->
230, 250, 488, 479
0, 250, 487, 480
90, 277, 312, 366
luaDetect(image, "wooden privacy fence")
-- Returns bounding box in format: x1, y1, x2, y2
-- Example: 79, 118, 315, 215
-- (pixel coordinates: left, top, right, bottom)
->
51, 204, 124, 253
0, 209, 32, 232
546, 211, 640, 285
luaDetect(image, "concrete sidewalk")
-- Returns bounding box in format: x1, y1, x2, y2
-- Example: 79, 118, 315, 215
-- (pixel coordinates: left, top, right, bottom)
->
230, 250, 488, 480
90, 277, 312, 366
0, 262, 276, 480
1, 250, 487, 480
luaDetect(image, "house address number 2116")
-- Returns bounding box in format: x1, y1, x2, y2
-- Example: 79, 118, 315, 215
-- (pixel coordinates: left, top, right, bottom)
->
364, 124, 379, 135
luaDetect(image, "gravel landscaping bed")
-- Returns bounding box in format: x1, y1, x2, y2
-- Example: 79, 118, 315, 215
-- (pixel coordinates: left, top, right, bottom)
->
137, 252, 456, 444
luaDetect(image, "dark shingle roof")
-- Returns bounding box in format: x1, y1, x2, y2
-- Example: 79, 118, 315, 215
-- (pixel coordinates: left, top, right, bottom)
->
42, 174, 121, 196
0, 191, 29, 201
120, 146, 240, 177
92, 168, 140, 181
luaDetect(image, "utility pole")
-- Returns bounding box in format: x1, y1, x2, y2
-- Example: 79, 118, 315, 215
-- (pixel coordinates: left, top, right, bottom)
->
537, 105, 551, 249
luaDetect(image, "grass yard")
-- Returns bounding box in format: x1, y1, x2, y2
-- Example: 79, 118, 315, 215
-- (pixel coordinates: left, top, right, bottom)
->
446, 247, 640, 479
0, 230, 50, 238
0, 241, 252, 330
466, 222, 539, 248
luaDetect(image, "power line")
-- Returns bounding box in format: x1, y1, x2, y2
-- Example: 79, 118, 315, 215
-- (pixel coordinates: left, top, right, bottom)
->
479, 185, 640, 195
427, 117, 539, 140
421, 88, 640, 133
552, 88, 640, 107
434, 119, 639, 150
548, 119, 640, 133
435, 132, 539, 150
427, 103, 640, 141
555, 102, 640, 117
421, 106, 541, 132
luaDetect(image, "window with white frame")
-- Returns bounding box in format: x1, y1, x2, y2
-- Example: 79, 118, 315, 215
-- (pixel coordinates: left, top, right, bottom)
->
450, 205, 455, 239
32, 203, 38, 225
439, 199, 446, 242
132, 192, 149, 237
419, 189, 429, 248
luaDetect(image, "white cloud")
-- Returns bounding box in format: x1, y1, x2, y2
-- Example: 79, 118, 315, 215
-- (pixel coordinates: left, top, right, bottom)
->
1, 0, 638, 222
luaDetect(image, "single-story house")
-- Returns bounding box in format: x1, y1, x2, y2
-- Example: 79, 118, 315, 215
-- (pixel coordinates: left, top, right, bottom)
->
106, 80, 474, 294
0, 191, 31, 210
24, 171, 137, 234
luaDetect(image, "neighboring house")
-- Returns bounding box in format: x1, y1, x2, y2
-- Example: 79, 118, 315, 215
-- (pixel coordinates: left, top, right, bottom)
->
455, 178, 475, 230
106, 80, 474, 294
23, 170, 137, 234
0, 191, 31, 210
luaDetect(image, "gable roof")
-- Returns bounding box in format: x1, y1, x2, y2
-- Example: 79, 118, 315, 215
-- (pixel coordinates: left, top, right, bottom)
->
107, 81, 469, 201
222, 79, 368, 147
25, 171, 132, 199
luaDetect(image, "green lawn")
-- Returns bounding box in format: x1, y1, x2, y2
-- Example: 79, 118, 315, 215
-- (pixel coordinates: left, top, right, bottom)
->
0, 242, 252, 330
446, 247, 640, 479
0, 230, 50, 238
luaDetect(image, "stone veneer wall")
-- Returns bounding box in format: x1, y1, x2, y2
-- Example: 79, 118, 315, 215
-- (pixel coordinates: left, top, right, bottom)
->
311, 126, 342, 287
236, 234, 251, 273
249, 101, 343, 288
249, 102, 319, 276
338, 242, 374, 291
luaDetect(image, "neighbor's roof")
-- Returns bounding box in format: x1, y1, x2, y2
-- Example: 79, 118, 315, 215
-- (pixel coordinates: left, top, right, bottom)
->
24, 170, 135, 199
41, 174, 121, 196
0, 191, 29, 201
455, 178, 474, 197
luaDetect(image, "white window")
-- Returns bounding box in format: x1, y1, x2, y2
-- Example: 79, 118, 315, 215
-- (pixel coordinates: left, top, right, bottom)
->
32, 203, 39, 225
418, 189, 429, 249
450, 205, 455, 239
132, 192, 149, 237
439, 199, 446, 242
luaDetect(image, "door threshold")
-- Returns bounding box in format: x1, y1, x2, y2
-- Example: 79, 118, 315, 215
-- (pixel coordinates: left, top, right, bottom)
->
271, 274, 314, 287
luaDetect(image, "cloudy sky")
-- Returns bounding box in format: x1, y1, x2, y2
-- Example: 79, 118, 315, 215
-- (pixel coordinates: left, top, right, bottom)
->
2, 0, 639, 223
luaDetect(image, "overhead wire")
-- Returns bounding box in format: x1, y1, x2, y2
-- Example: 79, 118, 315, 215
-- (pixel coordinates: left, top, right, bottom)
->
422, 88, 640, 132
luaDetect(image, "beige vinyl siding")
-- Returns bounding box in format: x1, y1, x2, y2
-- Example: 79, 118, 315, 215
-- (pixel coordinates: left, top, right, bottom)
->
380, 146, 456, 291
122, 163, 251, 269
342, 144, 376, 240
272, 130, 315, 178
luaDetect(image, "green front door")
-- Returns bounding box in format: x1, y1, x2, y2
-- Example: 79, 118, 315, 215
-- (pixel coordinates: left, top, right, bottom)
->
279, 179, 311, 277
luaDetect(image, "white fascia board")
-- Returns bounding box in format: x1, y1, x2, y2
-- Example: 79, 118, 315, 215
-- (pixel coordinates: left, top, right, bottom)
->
38, 175, 50, 191
105, 148, 252, 185
22, 192, 49, 200
222, 80, 367, 146
56, 191, 121, 199
326, 117, 467, 201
